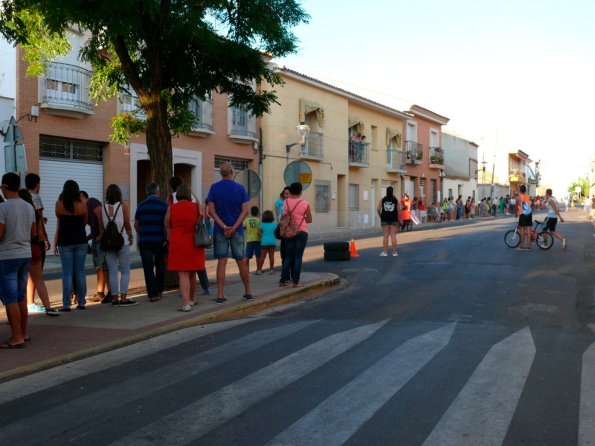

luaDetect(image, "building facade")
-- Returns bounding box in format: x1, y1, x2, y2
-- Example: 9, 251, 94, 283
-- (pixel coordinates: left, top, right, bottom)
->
441, 132, 479, 202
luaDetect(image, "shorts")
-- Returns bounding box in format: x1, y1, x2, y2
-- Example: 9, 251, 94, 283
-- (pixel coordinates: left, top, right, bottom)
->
381, 221, 398, 226
518, 213, 533, 227
91, 239, 108, 270
0, 257, 31, 305
543, 217, 557, 232
214, 231, 245, 260
245, 241, 261, 259
419, 210, 427, 218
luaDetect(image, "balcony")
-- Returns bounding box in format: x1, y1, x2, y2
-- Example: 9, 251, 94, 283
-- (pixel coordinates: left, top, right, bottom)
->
348, 141, 369, 167
189, 98, 214, 137
300, 131, 324, 159
387, 149, 407, 172
509, 168, 527, 183
405, 140, 423, 165
40, 62, 93, 119
228, 106, 257, 143
428, 146, 444, 168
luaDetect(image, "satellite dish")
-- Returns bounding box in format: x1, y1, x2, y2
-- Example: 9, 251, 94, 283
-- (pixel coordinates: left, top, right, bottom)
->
234, 169, 261, 199
283, 160, 312, 190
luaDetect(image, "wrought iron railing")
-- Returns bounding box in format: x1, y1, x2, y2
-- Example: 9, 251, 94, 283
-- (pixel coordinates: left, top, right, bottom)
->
387, 149, 407, 171
190, 98, 214, 131
301, 131, 324, 158
348, 141, 369, 165
429, 146, 444, 165
405, 140, 423, 163
229, 106, 257, 139
40, 62, 93, 112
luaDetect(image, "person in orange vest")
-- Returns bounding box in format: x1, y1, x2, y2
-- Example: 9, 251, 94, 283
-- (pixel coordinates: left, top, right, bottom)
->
400, 194, 412, 230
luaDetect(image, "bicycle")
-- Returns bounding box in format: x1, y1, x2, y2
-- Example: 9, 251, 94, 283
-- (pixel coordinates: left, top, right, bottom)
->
503, 219, 554, 250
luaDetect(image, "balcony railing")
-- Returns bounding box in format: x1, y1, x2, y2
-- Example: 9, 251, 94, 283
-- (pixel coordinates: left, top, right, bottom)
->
189, 98, 214, 133
405, 140, 423, 164
387, 149, 407, 172
428, 146, 444, 167
40, 62, 93, 115
348, 141, 369, 166
301, 131, 324, 158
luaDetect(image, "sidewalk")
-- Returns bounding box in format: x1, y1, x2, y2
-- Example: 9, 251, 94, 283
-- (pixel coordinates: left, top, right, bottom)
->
0, 251, 340, 382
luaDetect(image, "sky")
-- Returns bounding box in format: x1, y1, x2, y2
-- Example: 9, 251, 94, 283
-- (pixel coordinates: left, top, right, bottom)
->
275, 0, 595, 194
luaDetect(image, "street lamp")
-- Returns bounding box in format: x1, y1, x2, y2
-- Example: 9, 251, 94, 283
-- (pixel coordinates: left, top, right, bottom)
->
285, 124, 310, 153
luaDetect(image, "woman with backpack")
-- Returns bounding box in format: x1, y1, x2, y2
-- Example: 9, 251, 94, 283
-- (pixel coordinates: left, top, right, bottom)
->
54, 180, 88, 311
101, 184, 137, 306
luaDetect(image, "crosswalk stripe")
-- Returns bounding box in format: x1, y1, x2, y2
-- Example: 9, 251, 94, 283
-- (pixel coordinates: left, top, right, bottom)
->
423, 327, 536, 446
579, 341, 595, 446
268, 323, 456, 446
0, 318, 251, 404
0, 320, 319, 442
112, 320, 389, 445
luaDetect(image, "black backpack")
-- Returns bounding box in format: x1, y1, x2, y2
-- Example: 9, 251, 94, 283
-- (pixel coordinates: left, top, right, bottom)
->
100, 203, 125, 252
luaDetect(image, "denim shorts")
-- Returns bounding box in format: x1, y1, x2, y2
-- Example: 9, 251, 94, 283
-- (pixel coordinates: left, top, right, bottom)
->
0, 257, 31, 305
214, 231, 245, 260
91, 239, 108, 270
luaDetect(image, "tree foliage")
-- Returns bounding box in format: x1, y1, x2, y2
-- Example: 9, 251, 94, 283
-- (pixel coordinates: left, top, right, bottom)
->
567, 176, 589, 198
0, 0, 309, 193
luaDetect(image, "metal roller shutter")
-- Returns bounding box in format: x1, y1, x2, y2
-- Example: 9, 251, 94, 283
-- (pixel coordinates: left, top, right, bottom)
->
39, 159, 104, 254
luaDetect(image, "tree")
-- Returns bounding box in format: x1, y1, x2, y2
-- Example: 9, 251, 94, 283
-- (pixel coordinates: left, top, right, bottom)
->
567, 176, 589, 200
0, 0, 308, 196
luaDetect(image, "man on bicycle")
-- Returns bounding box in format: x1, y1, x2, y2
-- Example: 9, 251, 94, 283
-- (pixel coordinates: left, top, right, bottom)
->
517, 184, 532, 250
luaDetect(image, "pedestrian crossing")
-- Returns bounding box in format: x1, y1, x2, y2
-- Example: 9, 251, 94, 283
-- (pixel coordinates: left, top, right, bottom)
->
0, 319, 593, 445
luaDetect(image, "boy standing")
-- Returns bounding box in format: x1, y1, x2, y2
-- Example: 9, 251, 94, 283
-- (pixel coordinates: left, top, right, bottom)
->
243, 206, 261, 273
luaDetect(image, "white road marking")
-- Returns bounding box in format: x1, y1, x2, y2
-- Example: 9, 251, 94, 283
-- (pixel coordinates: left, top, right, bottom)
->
112, 320, 389, 445
269, 323, 456, 446
423, 327, 536, 446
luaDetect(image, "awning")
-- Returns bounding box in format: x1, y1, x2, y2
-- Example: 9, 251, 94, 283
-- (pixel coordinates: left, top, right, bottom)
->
299, 99, 325, 128
386, 127, 402, 147
348, 116, 365, 133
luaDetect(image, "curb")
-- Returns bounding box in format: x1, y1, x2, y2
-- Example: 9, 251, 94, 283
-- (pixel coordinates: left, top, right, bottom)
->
0, 274, 342, 383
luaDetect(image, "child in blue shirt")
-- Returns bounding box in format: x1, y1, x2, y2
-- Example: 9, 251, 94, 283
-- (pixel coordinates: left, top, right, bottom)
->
256, 210, 277, 274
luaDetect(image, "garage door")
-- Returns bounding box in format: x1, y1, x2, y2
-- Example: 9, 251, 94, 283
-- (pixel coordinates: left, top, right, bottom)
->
39, 159, 104, 254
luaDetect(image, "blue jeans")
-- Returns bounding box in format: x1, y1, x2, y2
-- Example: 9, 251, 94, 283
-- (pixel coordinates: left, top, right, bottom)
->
105, 244, 131, 295
139, 243, 165, 298
0, 257, 31, 305
281, 231, 308, 285
58, 244, 88, 308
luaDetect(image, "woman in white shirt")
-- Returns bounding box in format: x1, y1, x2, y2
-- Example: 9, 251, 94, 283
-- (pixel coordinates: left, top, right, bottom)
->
543, 188, 567, 249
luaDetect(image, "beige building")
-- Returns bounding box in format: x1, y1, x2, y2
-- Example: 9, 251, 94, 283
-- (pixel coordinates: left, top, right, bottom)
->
261, 68, 449, 236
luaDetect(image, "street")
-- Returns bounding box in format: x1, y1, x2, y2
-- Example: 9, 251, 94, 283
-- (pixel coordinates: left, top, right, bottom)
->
0, 210, 593, 445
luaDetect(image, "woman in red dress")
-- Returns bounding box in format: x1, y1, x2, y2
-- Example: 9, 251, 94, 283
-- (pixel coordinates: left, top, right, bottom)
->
165, 184, 205, 312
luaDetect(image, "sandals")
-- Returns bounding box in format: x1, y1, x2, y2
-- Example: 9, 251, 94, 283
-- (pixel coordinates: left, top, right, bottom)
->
0, 339, 25, 349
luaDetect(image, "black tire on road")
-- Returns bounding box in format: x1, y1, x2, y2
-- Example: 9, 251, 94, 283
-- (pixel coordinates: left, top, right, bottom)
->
536, 231, 554, 250
324, 250, 351, 261
504, 229, 521, 248
323, 242, 350, 252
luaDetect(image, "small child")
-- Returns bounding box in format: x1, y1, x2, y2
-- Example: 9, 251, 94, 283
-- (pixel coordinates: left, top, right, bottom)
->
256, 210, 277, 274
243, 206, 261, 272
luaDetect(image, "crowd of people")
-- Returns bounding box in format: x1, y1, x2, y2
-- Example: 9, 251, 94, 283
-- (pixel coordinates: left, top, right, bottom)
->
0, 163, 313, 348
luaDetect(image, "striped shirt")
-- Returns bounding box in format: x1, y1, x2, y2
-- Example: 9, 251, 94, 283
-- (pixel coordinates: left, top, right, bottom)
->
135, 195, 168, 245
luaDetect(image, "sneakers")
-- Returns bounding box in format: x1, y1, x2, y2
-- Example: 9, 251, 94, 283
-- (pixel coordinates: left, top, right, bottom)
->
255, 270, 263, 275
59, 307, 71, 312
215, 297, 227, 305
27, 304, 45, 313
562, 238, 567, 249
111, 299, 120, 306
149, 296, 161, 302
269, 269, 276, 275
392, 252, 399, 257
101, 294, 114, 304
242, 294, 254, 301
177, 304, 191, 312
45, 308, 60, 317
76, 305, 86, 310
202, 288, 210, 296
379, 252, 388, 257
119, 299, 138, 307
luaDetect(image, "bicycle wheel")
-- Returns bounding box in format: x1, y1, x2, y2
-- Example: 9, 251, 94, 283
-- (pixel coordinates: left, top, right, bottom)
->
504, 229, 521, 248
536, 231, 554, 250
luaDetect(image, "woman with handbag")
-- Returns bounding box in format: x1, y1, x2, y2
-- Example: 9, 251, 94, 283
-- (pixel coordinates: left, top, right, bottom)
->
165, 184, 206, 312
279, 182, 312, 288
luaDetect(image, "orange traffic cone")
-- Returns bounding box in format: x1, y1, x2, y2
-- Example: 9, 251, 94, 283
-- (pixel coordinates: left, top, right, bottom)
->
349, 238, 359, 257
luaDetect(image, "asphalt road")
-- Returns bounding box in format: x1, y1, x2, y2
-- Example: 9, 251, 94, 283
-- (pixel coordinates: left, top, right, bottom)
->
1, 210, 593, 445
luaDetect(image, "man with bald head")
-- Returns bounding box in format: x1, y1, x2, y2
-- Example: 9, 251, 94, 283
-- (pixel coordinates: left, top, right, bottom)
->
207, 162, 252, 303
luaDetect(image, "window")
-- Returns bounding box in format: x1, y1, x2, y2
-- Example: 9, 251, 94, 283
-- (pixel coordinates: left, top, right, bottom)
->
315, 181, 331, 211
39, 135, 103, 162
349, 184, 359, 210
214, 156, 249, 172
448, 188, 453, 199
